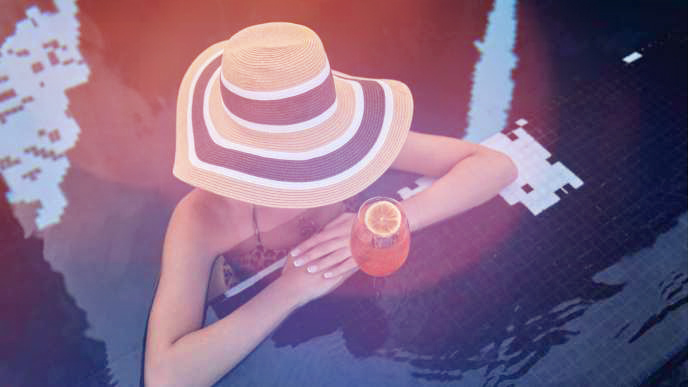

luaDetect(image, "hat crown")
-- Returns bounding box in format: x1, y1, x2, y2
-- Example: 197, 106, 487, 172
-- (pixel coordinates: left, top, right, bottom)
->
222, 22, 329, 92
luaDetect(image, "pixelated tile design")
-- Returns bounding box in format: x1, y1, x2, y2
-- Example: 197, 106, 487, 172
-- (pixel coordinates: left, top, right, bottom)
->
396, 125, 584, 216
398, 176, 436, 201
0, 0, 90, 230
481, 127, 584, 215
623, 52, 643, 64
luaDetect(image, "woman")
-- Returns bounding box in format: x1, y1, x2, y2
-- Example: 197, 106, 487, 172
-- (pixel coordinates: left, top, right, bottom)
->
144, 22, 517, 386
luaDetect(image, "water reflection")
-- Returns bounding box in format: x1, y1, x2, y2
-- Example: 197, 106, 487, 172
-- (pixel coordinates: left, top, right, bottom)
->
267, 31, 687, 386
629, 270, 688, 344
0, 179, 113, 386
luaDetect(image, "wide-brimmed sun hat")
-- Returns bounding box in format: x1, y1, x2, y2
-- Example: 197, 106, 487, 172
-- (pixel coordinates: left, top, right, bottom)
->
173, 22, 414, 208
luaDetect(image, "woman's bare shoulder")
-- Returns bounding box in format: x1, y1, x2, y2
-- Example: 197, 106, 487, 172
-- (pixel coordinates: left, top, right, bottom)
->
168, 189, 251, 255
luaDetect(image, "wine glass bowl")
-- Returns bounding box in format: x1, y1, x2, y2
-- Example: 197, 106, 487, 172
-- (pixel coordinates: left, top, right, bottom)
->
350, 197, 411, 277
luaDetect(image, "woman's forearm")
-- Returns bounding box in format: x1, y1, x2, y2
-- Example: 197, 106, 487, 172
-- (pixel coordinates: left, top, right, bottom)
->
147, 279, 300, 387
400, 150, 517, 232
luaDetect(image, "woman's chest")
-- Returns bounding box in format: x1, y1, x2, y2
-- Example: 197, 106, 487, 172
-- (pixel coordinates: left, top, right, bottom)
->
225, 202, 346, 273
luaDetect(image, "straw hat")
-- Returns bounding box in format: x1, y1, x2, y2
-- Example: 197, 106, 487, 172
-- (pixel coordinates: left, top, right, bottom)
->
173, 22, 414, 208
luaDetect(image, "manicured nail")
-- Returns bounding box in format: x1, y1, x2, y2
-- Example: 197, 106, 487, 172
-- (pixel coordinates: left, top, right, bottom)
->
290, 248, 301, 257
323, 272, 333, 278
307, 265, 318, 273
293, 259, 304, 267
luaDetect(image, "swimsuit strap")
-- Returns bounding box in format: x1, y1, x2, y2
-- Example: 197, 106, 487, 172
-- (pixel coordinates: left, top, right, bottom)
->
251, 204, 263, 247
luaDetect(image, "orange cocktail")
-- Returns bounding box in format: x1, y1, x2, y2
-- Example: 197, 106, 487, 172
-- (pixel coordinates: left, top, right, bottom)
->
350, 197, 410, 277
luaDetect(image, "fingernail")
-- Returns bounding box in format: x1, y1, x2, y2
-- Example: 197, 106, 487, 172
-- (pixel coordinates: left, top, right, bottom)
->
307, 265, 318, 273
290, 248, 301, 257
293, 259, 304, 267
323, 272, 333, 278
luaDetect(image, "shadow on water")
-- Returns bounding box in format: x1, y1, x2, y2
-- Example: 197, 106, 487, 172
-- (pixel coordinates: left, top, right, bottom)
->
0, 178, 114, 386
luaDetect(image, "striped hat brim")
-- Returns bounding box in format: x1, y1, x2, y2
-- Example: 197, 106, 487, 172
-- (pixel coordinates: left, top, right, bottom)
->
173, 41, 414, 208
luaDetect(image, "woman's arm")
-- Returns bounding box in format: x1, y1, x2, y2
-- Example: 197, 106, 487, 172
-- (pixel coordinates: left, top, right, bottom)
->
286, 131, 518, 280
144, 195, 301, 387
391, 131, 518, 232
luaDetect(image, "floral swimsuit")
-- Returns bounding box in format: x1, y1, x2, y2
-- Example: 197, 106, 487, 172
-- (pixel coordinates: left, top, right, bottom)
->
219, 195, 362, 291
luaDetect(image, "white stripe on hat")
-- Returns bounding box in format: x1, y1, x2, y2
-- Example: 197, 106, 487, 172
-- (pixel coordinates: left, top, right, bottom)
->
205, 68, 364, 160
187, 51, 394, 189
220, 59, 332, 101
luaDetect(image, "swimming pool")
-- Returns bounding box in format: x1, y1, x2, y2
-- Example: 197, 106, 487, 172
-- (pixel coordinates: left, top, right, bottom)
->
0, 1, 686, 386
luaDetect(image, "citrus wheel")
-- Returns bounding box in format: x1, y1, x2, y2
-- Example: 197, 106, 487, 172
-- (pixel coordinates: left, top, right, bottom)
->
364, 200, 402, 237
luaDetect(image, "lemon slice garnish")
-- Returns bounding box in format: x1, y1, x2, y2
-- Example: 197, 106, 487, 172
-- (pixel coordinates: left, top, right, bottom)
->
364, 200, 402, 237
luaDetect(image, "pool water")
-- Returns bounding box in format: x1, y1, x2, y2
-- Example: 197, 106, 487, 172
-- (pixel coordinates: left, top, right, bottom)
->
0, 1, 686, 386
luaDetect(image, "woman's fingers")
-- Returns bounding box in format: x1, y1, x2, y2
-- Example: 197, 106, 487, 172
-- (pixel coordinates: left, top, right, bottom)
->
290, 227, 344, 258
323, 257, 359, 279
293, 237, 348, 268
307, 247, 351, 274
291, 213, 354, 257
282, 250, 298, 273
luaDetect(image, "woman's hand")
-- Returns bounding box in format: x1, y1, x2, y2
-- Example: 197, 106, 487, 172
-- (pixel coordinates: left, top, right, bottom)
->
274, 212, 359, 307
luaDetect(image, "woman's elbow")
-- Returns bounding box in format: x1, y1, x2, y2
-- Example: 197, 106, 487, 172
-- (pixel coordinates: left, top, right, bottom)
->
488, 149, 519, 186
504, 153, 519, 184
144, 366, 166, 387
144, 356, 177, 387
